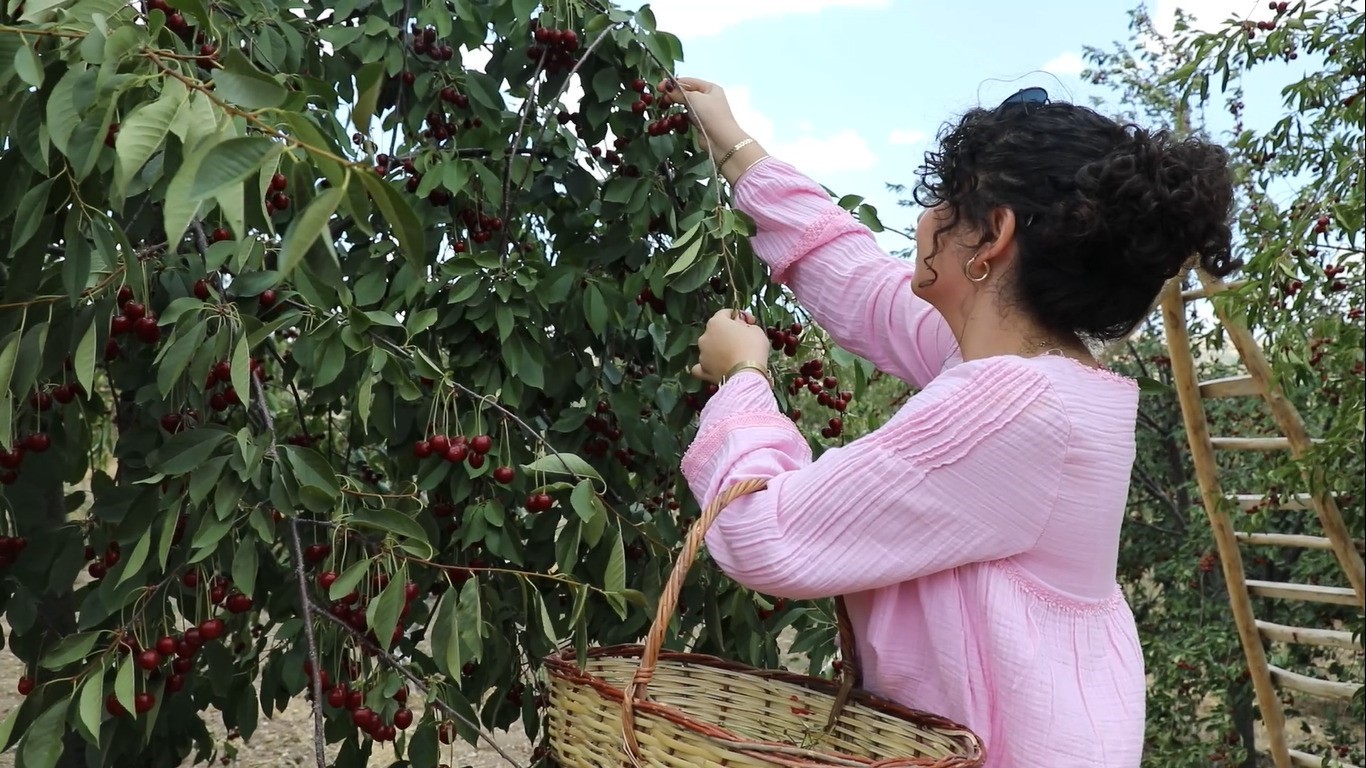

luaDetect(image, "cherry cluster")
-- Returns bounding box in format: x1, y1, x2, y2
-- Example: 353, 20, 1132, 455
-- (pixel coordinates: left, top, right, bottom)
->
412, 431, 515, 483
459, 206, 504, 245
766, 321, 804, 358
1, 389, 67, 483
108, 285, 161, 357
786, 358, 853, 439
408, 23, 454, 61
264, 172, 291, 215
526, 20, 581, 73
0, 534, 27, 570
582, 400, 637, 468
627, 78, 691, 137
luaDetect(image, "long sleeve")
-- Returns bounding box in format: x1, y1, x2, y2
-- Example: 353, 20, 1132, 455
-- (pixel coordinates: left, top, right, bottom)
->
681, 358, 1072, 600
732, 158, 961, 388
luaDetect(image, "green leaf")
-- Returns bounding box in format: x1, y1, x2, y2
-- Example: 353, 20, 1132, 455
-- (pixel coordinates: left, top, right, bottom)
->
230, 331, 251, 403
352, 61, 383, 135
162, 137, 208, 246
73, 313, 98, 396
605, 529, 627, 593
1136, 376, 1171, 395
366, 573, 406, 652
430, 588, 461, 679
115, 654, 135, 714
18, 700, 66, 768
457, 576, 483, 662
9, 178, 55, 256
0, 697, 18, 752
279, 186, 344, 277
114, 532, 150, 587
39, 631, 100, 669
149, 427, 232, 475
14, 36, 44, 88
190, 137, 282, 200
348, 508, 433, 557
358, 171, 425, 273
664, 233, 706, 278
231, 539, 258, 597
114, 83, 186, 196
77, 672, 104, 745
520, 453, 602, 484
280, 445, 340, 500
569, 480, 607, 527
328, 557, 372, 601
156, 319, 207, 396
212, 49, 288, 109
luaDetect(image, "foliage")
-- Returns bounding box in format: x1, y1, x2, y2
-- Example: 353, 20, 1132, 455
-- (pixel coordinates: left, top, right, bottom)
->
0, 1, 882, 765
1079, 2, 1364, 765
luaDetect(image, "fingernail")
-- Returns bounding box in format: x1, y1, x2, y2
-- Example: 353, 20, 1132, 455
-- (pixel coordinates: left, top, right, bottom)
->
664, 79, 676, 92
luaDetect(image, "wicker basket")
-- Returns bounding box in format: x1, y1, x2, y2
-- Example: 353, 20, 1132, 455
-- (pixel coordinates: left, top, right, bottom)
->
544, 478, 986, 767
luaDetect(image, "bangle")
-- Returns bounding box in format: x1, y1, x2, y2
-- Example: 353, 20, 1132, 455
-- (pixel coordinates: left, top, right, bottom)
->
720, 360, 772, 387
715, 138, 754, 169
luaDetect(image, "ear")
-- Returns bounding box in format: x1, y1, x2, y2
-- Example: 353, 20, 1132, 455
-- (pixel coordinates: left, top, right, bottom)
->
973, 206, 1020, 270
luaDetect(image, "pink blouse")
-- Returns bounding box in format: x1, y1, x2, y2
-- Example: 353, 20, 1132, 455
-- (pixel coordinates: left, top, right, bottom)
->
681, 158, 1147, 767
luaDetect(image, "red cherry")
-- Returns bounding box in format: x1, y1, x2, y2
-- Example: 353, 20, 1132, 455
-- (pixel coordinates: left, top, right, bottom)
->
155, 636, 177, 656
122, 300, 147, 321
198, 618, 226, 641
117, 285, 134, 303
165, 673, 186, 694
183, 627, 203, 649
270, 173, 288, 191
413, 440, 432, 458
52, 384, 75, 404
23, 433, 51, 453
428, 434, 450, 453
351, 706, 374, 729
259, 289, 278, 308
492, 466, 515, 484
470, 434, 493, 454
136, 649, 162, 672
225, 593, 254, 613
326, 687, 347, 708
319, 571, 339, 590
134, 692, 156, 714
401, 71, 416, 86
134, 316, 161, 344
17, 676, 34, 696
111, 315, 132, 335
211, 227, 231, 242
271, 193, 291, 210
106, 694, 127, 717
466, 452, 485, 469
394, 708, 414, 729
444, 443, 469, 464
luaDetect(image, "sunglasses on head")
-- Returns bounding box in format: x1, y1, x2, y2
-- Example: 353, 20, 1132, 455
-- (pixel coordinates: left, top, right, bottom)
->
1000, 87, 1049, 108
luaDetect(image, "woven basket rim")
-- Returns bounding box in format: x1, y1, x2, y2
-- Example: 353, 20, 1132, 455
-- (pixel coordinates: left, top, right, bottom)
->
544, 643, 985, 765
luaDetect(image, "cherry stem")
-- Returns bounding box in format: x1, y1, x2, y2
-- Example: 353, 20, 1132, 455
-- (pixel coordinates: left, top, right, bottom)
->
304, 594, 527, 767
288, 521, 329, 768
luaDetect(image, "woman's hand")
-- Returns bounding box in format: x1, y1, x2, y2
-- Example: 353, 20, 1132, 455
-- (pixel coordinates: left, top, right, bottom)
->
690, 309, 772, 384
657, 77, 751, 158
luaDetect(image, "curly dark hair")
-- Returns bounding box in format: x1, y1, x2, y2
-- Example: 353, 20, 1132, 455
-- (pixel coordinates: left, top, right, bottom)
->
913, 98, 1239, 341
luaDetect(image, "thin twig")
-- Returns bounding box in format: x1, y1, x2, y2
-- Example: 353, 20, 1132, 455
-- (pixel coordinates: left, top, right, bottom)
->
498, 51, 549, 265
306, 595, 527, 768
288, 522, 329, 768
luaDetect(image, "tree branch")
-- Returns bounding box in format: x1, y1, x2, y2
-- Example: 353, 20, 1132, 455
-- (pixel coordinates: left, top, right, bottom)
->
306, 595, 527, 768
288, 522, 329, 768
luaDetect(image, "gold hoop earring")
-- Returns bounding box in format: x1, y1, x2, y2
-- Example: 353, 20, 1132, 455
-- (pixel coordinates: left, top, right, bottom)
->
965, 256, 990, 283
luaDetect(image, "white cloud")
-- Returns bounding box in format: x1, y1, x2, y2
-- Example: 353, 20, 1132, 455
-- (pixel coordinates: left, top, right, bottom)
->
645, 0, 891, 39
887, 128, 927, 146
723, 85, 877, 174
1041, 51, 1085, 77
1149, 0, 1260, 37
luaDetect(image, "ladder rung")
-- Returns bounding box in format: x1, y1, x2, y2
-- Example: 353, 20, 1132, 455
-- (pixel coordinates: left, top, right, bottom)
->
1198, 374, 1259, 398
1256, 619, 1363, 650
1235, 531, 1334, 549
1181, 279, 1249, 300
1290, 748, 1362, 768
1211, 436, 1294, 451
1268, 664, 1362, 701
1232, 493, 1314, 511
1246, 579, 1359, 606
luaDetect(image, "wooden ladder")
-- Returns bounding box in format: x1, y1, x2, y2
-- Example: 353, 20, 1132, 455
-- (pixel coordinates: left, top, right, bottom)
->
1158, 274, 1365, 768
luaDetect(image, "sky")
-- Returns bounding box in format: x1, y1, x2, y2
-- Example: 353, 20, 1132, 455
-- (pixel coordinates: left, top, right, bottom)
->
631, 0, 1327, 253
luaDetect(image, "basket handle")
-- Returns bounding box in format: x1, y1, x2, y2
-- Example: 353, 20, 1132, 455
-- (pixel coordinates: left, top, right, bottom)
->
620, 478, 862, 764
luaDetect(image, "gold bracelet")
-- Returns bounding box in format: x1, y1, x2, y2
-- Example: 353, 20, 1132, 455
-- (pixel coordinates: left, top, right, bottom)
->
715, 138, 754, 169
720, 360, 772, 387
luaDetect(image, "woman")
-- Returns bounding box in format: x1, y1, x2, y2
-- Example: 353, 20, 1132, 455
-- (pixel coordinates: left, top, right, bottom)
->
663, 77, 1237, 767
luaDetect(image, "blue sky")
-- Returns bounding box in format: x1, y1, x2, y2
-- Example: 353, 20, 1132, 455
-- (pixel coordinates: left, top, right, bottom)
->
638, 0, 1310, 253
